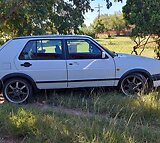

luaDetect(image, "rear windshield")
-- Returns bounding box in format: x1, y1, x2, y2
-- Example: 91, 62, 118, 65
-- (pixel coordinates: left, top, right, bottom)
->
0, 42, 2, 49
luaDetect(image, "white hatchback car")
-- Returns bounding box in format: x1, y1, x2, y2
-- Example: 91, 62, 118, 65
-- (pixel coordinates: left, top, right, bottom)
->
0, 35, 160, 104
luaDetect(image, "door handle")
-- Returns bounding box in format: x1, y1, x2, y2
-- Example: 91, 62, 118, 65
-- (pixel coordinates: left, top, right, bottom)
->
69, 62, 79, 66
21, 62, 32, 67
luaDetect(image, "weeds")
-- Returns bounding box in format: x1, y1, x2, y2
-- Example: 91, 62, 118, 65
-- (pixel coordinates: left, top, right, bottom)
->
1, 89, 160, 142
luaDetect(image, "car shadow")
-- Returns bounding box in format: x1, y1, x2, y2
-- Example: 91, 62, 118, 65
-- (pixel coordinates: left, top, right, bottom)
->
33, 87, 119, 104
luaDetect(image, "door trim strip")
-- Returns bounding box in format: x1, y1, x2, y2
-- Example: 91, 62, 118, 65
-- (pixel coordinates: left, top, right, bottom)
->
36, 78, 120, 84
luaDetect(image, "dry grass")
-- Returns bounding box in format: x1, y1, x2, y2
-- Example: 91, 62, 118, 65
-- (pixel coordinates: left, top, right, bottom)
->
1, 90, 160, 142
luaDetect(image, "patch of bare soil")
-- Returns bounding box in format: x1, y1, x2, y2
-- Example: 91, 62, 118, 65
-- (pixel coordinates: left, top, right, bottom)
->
0, 93, 109, 119
28, 103, 109, 120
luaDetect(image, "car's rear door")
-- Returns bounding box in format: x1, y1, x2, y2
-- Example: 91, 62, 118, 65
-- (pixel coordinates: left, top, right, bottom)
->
15, 39, 67, 89
66, 39, 116, 88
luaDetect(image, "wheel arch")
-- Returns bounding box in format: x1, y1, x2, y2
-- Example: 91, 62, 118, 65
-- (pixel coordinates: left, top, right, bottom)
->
118, 69, 153, 88
1, 73, 38, 91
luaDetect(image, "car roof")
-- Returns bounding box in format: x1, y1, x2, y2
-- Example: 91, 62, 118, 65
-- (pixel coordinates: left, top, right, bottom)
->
12, 35, 92, 40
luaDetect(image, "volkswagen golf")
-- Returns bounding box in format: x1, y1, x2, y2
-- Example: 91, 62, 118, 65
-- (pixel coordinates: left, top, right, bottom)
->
0, 35, 160, 104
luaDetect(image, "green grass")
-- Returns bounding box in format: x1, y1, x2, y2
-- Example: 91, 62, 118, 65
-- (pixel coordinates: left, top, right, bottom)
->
35, 89, 160, 122
1, 90, 160, 143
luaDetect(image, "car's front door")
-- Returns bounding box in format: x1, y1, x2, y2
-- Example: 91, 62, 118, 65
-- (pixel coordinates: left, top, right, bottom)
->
66, 39, 116, 88
15, 39, 67, 89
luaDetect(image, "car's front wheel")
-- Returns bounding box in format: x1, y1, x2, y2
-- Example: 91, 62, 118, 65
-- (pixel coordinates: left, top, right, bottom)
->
120, 73, 148, 96
3, 78, 32, 104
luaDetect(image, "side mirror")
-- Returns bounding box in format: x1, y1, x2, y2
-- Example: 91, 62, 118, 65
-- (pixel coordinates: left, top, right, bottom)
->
102, 52, 106, 59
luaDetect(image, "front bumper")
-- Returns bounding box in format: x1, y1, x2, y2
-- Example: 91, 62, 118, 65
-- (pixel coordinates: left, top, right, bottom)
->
152, 74, 160, 81
152, 74, 160, 87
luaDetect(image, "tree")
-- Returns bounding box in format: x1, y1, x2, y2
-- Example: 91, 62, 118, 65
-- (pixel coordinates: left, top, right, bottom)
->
0, 0, 93, 37
79, 24, 96, 38
123, 0, 160, 58
92, 19, 106, 33
0, 0, 123, 21
92, 14, 113, 32
0, 0, 123, 39
110, 12, 126, 35
92, 12, 126, 34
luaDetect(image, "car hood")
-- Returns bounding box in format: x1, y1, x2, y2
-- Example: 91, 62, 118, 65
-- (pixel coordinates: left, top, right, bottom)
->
114, 53, 160, 75
115, 53, 158, 62
116, 53, 154, 59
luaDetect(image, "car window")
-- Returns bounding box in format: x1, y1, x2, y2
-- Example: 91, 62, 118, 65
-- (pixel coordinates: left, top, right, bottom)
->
19, 40, 63, 60
67, 40, 102, 59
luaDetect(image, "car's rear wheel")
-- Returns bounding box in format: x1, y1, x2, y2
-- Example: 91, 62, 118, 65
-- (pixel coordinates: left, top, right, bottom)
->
120, 73, 148, 96
3, 78, 32, 104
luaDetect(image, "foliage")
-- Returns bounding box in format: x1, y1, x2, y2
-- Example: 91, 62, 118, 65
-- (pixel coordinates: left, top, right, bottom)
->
0, 0, 123, 38
79, 24, 96, 38
123, 0, 160, 37
0, 0, 92, 37
92, 12, 126, 34
93, 19, 106, 33
111, 12, 126, 35
123, 0, 160, 58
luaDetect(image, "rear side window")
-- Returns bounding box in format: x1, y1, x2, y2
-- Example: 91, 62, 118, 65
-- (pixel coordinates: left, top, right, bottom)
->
19, 40, 63, 60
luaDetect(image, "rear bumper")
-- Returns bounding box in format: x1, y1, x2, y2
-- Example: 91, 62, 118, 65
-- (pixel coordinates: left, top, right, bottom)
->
0, 83, 2, 93
0, 80, 3, 93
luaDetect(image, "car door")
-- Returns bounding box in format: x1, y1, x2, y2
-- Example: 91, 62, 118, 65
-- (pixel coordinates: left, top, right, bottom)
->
66, 39, 116, 88
15, 39, 67, 89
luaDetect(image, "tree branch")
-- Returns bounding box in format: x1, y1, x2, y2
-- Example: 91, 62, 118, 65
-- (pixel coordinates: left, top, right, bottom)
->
139, 35, 151, 55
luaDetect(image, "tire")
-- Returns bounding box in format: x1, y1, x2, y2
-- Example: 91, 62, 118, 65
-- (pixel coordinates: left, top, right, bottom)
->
120, 73, 148, 96
3, 78, 32, 104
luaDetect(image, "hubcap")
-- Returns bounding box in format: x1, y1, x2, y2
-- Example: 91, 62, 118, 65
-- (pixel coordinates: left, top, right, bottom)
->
5, 80, 29, 103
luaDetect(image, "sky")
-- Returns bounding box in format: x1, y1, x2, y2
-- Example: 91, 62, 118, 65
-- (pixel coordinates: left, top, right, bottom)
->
84, 0, 126, 26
